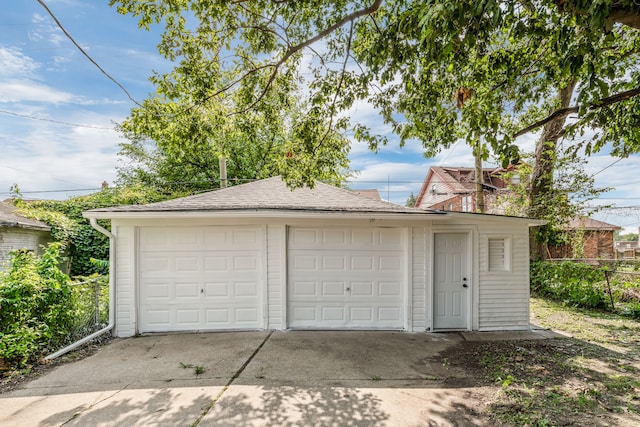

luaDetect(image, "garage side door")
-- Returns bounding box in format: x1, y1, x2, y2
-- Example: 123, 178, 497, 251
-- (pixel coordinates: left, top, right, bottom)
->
139, 227, 262, 333
288, 227, 405, 329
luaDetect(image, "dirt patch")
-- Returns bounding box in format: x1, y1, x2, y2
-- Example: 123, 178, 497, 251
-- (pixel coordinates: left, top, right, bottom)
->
440, 338, 639, 425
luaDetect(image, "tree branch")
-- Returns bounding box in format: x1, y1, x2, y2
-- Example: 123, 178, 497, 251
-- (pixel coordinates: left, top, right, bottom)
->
514, 85, 640, 137
224, 0, 383, 117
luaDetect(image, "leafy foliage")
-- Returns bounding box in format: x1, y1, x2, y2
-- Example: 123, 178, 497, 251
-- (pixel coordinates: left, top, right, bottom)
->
528, 260, 640, 315
496, 155, 608, 251
110, 0, 640, 168
14, 185, 173, 276
531, 261, 608, 309
0, 244, 72, 367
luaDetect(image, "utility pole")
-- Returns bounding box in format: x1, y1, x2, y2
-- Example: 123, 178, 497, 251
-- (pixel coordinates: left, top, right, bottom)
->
219, 156, 227, 188
474, 140, 485, 213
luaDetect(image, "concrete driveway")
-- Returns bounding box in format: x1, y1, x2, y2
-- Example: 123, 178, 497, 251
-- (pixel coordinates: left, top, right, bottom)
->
0, 330, 557, 426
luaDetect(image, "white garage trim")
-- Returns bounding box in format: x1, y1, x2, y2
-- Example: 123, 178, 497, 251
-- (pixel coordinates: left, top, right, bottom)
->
137, 226, 264, 333
287, 226, 407, 330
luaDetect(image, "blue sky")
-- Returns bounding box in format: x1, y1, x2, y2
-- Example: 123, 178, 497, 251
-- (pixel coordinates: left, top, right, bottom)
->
2, 1, 640, 233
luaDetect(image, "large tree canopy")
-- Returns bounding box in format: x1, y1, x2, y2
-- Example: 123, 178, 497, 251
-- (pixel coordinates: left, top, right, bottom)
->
111, 0, 640, 183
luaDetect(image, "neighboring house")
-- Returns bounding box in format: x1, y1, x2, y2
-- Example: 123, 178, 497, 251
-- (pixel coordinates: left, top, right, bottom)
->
0, 202, 51, 271
84, 176, 542, 337
615, 240, 640, 259
414, 166, 519, 214
547, 217, 621, 260
414, 166, 622, 260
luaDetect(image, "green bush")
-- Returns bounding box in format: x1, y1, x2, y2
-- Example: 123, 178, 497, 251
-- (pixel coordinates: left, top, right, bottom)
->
0, 243, 73, 367
530, 261, 608, 309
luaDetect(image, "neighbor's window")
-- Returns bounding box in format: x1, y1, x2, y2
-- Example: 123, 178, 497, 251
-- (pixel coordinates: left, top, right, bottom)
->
461, 195, 472, 212
488, 237, 511, 272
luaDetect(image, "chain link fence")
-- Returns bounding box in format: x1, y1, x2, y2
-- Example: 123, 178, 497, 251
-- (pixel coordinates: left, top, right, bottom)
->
65, 275, 110, 345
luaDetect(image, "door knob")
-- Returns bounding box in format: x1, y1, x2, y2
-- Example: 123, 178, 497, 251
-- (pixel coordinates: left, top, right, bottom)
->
463, 283, 468, 288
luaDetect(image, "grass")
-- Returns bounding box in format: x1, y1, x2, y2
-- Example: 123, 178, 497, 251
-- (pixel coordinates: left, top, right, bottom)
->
482, 297, 640, 425
179, 362, 206, 377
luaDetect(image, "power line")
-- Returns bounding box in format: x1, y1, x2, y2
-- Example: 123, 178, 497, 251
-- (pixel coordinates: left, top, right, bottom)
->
590, 157, 623, 178
0, 109, 113, 130
36, 0, 142, 107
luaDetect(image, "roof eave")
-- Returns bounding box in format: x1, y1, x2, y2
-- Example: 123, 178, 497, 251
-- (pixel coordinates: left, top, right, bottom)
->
83, 208, 448, 220
0, 221, 51, 231
439, 211, 546, 227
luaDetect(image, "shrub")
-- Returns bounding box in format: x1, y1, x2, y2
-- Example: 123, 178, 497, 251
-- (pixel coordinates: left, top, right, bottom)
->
0, 243, 73, 367
530, 261, 608, 309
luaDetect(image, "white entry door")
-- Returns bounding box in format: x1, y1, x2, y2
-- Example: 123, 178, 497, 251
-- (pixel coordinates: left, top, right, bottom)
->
433, 233, 469, 330
287, 227, 405, 329
138, 226, 263, 333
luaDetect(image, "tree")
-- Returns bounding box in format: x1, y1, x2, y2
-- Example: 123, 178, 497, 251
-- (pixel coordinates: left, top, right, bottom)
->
614, 231, 639, 241
111, 1, 640, 195
405, 192, 417, 207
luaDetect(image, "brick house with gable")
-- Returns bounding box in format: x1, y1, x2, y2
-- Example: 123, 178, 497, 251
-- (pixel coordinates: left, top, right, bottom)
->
414, 166, 620, 260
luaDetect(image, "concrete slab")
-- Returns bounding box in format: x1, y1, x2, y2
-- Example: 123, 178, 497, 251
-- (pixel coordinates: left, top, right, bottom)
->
1, 386, 223, 427
238, 331, 465, 388
200, 385, 494, 426
1, 329, 561, 426
460, 329, 567, 342
9, 332, 268, 396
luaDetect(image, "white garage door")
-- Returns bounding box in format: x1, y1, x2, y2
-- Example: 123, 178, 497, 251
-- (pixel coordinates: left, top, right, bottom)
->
138, 226, 263, 333
288, 227, 405, 329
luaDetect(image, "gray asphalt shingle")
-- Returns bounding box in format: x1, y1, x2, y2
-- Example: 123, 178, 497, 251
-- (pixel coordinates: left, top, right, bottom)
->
88, 177, 439, 215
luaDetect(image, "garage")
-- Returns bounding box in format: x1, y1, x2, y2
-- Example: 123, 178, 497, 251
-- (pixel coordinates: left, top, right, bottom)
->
287, 227, 405, 329
85, 176, 539, 336
138, 226, 263, 332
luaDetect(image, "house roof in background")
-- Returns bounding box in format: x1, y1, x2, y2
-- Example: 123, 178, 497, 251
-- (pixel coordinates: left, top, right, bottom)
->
567, 216, 622, 231
352, 189, 381, 200
0, 202, 51, 231
86, 177, 441, 216
415, 165, 512, 207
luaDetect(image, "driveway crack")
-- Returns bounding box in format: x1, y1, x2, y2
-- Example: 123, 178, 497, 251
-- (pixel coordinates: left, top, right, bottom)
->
59, 383, 133, 426
191, 331, 273, 426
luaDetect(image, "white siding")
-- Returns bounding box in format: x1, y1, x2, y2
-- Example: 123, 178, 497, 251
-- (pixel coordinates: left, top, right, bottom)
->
478, 224, 530, 331
411, 227, 427, 331
266, 224, 286, 329
0, 228, 51, 272
104, 215, 534, 335
114, 225, 136, 337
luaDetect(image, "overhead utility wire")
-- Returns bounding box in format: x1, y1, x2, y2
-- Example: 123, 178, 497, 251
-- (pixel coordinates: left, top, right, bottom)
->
590, 158, 623, 178
0, 109, 113, 130
37, 0, 143, 107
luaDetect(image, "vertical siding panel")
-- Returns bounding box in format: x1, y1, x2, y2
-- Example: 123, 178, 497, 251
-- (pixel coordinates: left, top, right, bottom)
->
478, 224, 530, 331
267, 224, 285, 330
115, 225, 136, 337
411, 227, 427, 331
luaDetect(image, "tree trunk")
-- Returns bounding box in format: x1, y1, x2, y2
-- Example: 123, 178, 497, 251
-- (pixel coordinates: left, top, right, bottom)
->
474, 141, 485, 213
529, 81, 576, 259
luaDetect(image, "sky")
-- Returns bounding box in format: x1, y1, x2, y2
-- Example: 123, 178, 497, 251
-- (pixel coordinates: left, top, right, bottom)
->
2, 1, 640, 233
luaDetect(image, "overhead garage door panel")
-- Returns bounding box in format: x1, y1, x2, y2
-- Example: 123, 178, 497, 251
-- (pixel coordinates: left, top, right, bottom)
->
288, 228, 405, 329
139, 227, 262, 333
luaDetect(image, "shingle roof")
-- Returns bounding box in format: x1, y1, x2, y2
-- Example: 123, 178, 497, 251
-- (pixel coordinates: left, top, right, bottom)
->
87, 177, 439, 215
0, 202, 51, 231
566, 216, 621, 231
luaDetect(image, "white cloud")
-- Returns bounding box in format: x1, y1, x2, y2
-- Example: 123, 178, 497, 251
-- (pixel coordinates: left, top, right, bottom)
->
0, 80, 75, 104
29, 13, 66, 46
0, 46, 40, 77
0, 116, 121, 198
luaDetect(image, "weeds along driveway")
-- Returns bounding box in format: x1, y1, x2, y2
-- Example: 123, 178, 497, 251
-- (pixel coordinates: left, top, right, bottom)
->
1, 330, 554, 426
